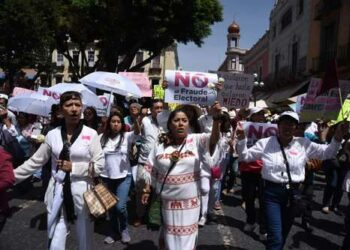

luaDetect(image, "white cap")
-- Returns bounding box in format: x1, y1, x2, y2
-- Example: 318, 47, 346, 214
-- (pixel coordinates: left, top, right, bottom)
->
279, 111, 299, 123
248, 107, 264, 118
0, 94, 8, 100
218, 77, 225, 83
228, 110, 236, 119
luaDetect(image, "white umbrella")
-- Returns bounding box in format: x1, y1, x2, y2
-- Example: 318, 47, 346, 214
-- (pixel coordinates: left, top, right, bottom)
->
38, 83, 103, 109
8, 93, 57, 117
80, 71, 142, 98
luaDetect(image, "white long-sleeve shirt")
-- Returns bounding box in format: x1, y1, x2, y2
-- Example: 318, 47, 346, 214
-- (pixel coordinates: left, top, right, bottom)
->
237, 136, 341, 183
138, 115, 160, 164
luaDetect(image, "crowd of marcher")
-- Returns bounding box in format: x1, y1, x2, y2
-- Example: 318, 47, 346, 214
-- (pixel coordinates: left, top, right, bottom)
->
0, 85, 350, 250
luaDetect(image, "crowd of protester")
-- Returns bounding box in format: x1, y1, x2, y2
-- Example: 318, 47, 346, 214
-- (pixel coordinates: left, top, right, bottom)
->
0, 87, 349, 250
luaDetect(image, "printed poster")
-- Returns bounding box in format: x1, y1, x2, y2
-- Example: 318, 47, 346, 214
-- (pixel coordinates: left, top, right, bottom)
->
216, 72, 254, 109
164, 70, 217, 105
241, 121, 278, 147
300, 78, 350, 122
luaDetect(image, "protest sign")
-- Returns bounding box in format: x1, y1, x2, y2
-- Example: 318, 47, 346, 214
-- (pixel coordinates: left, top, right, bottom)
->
164, 70, 217, 105
215, 72, 254, 109
153, 84, 165, 99
98, 93, 114, 117
336, 99, 350, 123
241, 122, 278, 147
12, 87, 36, 96
300, 78, 350, 122
295, 94, 307, 114
119, 72, 152, 97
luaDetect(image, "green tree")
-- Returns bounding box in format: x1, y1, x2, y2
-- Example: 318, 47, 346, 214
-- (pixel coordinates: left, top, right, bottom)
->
0, 0, 59, 88
58, 0, 223, 74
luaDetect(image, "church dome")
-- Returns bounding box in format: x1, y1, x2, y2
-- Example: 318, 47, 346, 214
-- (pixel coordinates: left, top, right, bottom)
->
228, 22, 240, 34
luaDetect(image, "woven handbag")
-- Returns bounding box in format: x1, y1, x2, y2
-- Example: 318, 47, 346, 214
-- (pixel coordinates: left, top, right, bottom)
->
83, 163, 118, 218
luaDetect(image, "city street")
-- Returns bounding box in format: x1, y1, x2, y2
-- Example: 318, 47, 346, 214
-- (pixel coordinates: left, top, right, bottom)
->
0, 174, 347, 250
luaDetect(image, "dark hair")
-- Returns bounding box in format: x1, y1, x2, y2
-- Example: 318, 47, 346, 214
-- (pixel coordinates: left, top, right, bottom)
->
151, 99, 163, 109
158, 108, 189, 146
83, 106, 99, 130
277, 116, 298, 126
100, 111, 126, 149
175, 105, 201, 133
220, 112, 231, 133
59, 91, 82, 107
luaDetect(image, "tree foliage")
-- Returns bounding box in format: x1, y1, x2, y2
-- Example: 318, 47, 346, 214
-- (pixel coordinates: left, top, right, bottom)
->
0, 0, 223, 86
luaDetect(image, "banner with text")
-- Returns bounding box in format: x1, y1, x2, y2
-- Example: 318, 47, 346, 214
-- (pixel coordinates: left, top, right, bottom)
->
241, 122, 278, 147
300, 78, 350, 122
215, 72, 254, 109
165, 70, 218, 105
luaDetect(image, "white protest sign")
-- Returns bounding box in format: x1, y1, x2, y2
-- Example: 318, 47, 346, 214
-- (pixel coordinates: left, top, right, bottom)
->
216, 72, 254, 109
164, 70, 217, 105
242, 122, 278, 147
97, 93, 114, 117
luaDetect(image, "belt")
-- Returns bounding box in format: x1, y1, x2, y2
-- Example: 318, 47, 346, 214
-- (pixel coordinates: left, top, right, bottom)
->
264, 180, 301, 189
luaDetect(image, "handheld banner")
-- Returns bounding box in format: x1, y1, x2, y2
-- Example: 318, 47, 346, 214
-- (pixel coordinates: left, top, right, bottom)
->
216, 72, 254, 109
164, 70, 217, 105
242, 122, 278, 147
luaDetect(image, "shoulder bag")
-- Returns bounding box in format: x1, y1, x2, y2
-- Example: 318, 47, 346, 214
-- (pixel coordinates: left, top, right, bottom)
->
148, 140, 186, 229
83, 163, 119, 219
277, 137, 307, 218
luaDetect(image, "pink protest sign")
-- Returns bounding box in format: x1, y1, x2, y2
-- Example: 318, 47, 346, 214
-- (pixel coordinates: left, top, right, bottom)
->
12, 87, 36, 96
119, 72, 151, 97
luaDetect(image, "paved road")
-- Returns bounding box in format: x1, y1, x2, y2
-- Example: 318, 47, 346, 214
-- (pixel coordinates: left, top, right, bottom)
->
0, 174, 347, 250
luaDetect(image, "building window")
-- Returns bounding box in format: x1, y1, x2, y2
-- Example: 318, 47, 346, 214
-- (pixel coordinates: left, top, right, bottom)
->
231, 58, 236, 70
274, 54, 280, 79
152, 55, 161, 68
298, 0, 304, 15
320, 22, 337, 64
57, 53, 63, 66
135, 51, 143, 65
281, 8, 292, 31
72, 50, 79, 66
55, 75, 63, 83
88, 50, 95, 67
291, 42, 298, 75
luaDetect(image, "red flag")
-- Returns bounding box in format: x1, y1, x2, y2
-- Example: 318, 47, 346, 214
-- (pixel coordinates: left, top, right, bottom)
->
317, 58, 339, 96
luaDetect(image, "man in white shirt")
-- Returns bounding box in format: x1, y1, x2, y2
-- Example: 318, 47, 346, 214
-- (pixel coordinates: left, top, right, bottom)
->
135, 99, 163, 226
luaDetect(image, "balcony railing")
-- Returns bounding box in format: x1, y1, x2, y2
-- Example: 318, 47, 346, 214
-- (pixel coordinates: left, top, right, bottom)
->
312, 44, 350, 72
314, 0, 341, 20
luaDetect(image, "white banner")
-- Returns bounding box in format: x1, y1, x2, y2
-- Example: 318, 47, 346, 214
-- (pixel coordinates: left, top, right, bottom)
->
164, 70, 218, 105
216, 72, 254, 109
242, 122, 278, 147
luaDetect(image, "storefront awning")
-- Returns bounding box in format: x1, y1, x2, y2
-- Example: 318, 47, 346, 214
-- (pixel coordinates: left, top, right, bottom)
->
257, 80, 309, 106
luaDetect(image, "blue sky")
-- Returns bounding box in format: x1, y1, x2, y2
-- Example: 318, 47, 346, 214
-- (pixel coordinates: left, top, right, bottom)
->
177, 0, 275, 72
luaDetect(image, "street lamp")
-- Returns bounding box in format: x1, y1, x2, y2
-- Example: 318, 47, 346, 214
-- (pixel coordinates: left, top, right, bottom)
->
253, 73, 264, 107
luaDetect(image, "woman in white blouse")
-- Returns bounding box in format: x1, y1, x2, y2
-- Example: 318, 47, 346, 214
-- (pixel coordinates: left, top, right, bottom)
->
236, 111, 348, 250
14, 91, 105, 250
99, 111, 140, 244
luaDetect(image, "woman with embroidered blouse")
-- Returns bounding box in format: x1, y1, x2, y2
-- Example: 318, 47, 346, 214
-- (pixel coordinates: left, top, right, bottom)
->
235, 111, 348, 250
140, 103, 222, 250
14, 91, 104, 250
